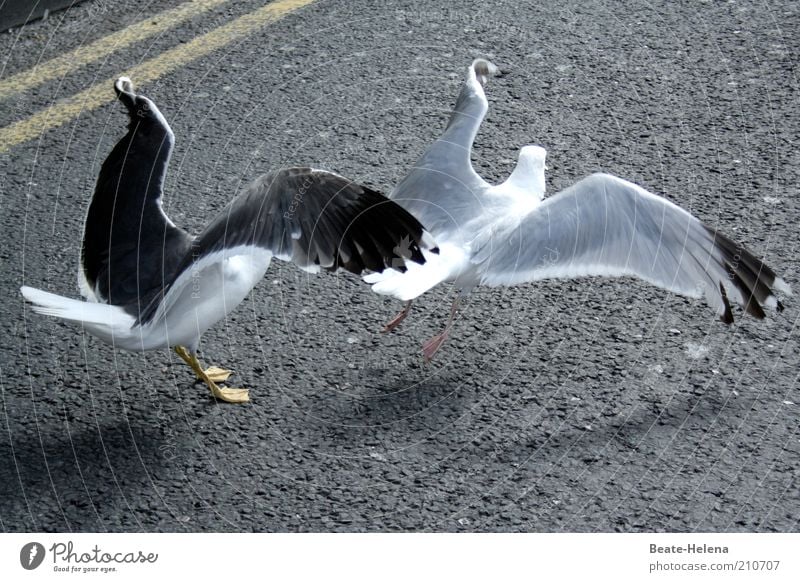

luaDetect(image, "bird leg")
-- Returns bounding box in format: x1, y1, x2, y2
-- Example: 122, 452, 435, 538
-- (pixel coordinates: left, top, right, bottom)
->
173, 346, 249, 403
382, 300, 413, 333
422, 297, 460, 363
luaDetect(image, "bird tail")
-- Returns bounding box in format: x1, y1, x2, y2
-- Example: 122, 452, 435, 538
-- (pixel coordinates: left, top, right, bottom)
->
364, 243, 464, 301
20, 286, 136, 331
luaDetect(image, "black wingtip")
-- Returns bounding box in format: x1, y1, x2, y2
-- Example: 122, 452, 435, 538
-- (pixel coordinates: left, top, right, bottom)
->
264, 170, 433, 277
354, 186, 431, 273
719, 282, 734, 324
706, 225, 788, 320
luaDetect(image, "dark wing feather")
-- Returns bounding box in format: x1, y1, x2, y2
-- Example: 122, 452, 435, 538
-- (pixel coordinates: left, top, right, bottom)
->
134, 167, 434, 324
186, 167, 429, 273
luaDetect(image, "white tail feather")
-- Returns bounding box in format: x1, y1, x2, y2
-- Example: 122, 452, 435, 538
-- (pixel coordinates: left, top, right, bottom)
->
365, 244, 468, 301
20, 286, 136, 343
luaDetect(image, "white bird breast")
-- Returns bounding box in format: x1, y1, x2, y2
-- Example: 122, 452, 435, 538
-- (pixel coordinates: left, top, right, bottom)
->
141, 246, 274, 350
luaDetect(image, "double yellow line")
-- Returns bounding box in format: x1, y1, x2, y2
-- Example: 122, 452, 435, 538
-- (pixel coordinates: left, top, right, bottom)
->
0, 0, 316, 154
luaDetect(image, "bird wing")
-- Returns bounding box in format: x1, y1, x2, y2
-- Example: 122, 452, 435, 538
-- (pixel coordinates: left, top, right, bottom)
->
190, 167, 432, 273
80, 77, 192, 306
390, 59, 498, 236
473, 173, 790, 322
136, 167, 435, 324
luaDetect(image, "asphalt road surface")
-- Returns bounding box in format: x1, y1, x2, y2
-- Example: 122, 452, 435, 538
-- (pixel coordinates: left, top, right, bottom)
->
1, 0, 797, 532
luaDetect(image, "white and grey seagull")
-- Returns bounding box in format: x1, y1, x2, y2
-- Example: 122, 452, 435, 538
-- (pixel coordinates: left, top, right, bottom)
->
21, 77, 435, 403
367, 59, 791, 361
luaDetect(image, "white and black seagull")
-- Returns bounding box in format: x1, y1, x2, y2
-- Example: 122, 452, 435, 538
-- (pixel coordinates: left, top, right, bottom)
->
21, 77, 435, 403
367, 59, 791, 361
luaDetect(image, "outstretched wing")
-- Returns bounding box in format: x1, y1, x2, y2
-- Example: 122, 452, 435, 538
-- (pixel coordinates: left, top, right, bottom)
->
80, 77, 192, 306
190, 167, 432, 273
474, 173, 790, 322
390, 59, 499, 235
135, 167, 436, 324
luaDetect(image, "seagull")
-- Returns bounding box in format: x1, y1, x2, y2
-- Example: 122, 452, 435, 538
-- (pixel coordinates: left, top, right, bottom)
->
21, 77, 435, 403
367, 59, 791, 361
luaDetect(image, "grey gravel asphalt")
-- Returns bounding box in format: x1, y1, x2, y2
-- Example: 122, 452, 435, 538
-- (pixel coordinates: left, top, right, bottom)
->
0, 0, 798, 532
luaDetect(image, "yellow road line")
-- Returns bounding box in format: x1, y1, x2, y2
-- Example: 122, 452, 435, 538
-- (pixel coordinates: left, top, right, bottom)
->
0, 0, 231, 100
0, 0, 317, 154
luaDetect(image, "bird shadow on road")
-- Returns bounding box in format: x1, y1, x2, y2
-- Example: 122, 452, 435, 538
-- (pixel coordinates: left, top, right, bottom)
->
299, 370, 478, 434
0, 419, 171, 532
497, 387, 742, 472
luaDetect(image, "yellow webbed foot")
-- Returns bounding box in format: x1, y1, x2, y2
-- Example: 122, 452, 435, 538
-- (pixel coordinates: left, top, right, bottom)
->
174, 346, 249, 404
209, 384, 250, 404
203, 366, 233, 383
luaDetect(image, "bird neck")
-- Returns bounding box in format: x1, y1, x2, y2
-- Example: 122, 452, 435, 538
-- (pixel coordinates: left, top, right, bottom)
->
506, 157, 545, 197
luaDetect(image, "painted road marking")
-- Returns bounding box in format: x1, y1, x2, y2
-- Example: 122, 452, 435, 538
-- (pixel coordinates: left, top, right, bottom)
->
0, 0, 231, 100
0, 0, 317, 154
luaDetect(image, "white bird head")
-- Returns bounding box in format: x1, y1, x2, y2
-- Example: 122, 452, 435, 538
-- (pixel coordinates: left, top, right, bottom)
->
503, 145, 547, 198
470, 58, 500, 87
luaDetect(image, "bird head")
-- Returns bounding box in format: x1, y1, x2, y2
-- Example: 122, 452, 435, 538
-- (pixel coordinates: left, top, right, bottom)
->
519, 145, 547, 172
504, 145, 547, 197
470, 58, 500, 87
113, 77, 174, 142
115, 77, 150, 117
